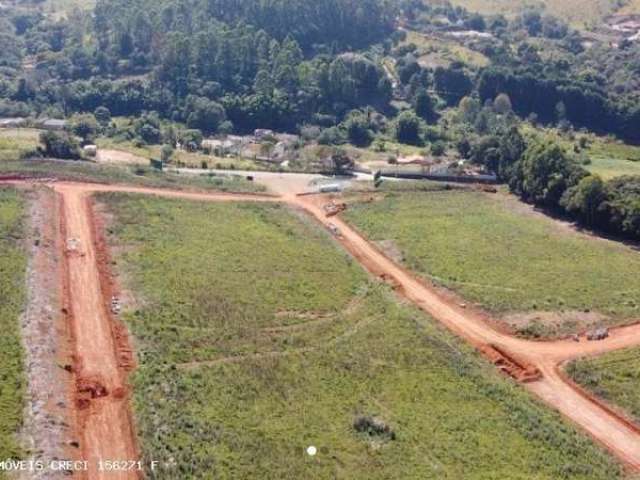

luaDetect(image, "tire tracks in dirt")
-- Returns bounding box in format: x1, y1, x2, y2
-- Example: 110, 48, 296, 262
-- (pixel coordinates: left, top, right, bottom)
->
6, 179, 640, 474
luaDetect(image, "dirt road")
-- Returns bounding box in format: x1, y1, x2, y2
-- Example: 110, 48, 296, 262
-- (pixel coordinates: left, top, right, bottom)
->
294, 194, 640, 471
6, 179, 640, 474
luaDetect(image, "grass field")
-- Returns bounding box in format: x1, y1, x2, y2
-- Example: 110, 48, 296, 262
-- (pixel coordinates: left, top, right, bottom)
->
447, 0, 623, 28
0, 157, 264, 193
0, 188, 26, 467
568, 347, 640, 424
400, 31, 490, 68
95, 138, 267, 171
0, 129, 41, 162
344, 190, 640, 337
586, 141, 640, 180
102, 193, 622, 479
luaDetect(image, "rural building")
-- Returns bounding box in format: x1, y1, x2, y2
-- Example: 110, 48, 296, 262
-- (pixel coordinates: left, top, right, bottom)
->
202, 135, 245, 156
39, 119, 67, 130
254, 129, 275, 140
83, 145, 98, 157
0, 117, 27, 128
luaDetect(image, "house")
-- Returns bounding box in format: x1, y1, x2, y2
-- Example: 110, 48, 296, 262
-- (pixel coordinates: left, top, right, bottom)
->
254, 129, 275, 140
202, 135, 246, 157
39, 119, 67, 131
0, 118, 27, 128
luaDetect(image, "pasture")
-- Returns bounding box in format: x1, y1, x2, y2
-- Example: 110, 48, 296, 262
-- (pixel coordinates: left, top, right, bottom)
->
568, 348, 640, 424
344, 189, 640, 337
448, 0, 624, 28
101, 193, 622, 479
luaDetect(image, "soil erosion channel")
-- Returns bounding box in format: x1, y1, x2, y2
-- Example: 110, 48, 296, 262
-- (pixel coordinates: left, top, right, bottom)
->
8, 179, 640, 475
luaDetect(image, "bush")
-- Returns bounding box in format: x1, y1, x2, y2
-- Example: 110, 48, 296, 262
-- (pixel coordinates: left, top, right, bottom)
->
39, 131, 81, 160
353, 416, 396, 440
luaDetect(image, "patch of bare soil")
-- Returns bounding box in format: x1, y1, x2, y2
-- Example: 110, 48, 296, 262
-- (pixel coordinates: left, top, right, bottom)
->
375, 239, 405, 264
95, 149, 148, 166
504, 311, 609, 336
19, 187, 77, 479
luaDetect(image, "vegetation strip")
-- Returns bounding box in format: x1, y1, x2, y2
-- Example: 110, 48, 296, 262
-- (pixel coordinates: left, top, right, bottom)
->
0, 188, 26, 470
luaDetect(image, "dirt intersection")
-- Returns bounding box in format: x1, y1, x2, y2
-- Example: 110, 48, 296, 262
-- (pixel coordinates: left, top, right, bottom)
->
5, 178, 640, 476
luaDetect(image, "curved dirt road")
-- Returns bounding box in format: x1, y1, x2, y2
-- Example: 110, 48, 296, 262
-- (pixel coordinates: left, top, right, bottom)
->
5, 179, 640, 474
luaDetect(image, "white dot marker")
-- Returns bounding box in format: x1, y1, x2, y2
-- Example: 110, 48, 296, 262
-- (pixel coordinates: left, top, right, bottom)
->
307, 446, 317, 456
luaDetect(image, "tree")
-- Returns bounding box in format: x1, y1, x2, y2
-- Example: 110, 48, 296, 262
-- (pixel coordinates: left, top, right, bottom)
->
494, 94, 513, 115
161, 144, 174, 163
70, 114, 98, 143
94, 106, 111, 125
414, 91, 436, 123
395, 111, 421, 145
511, 141, 586, 207
39, 131, 81, 159
561, 175, 607, 227
185, 96, 226, 134
431, 141, 446, 157
135, 115, 162, 144
330, 148, 354, 174
344, 112, 373, 147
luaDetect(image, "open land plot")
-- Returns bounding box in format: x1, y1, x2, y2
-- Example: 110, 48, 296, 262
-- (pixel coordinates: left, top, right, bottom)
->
0, 157, 264, 193
0, 188, 26, 468
0, 128, 41, 161
568, 347, 640, 425
344, 189, 640, 337
447, 0, 623, 27
101, 193, 622, 479
586, 142, 640, 180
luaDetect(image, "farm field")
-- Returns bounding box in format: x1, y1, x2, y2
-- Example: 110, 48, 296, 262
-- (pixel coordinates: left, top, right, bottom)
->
448, 0, 624, 28
344, 189, 640, 337
101, 193, 622, 479
0, 188, 26, 468
568, 348, 640, 425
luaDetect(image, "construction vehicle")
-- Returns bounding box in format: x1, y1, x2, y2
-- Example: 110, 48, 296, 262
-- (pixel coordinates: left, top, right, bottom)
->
323, 201, 347, 217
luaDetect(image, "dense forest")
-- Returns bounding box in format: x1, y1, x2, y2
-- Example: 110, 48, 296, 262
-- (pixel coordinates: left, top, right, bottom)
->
0, 0, 639, 239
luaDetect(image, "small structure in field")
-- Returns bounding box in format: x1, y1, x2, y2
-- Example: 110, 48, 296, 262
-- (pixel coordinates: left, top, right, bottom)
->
587, 328, 610, 341
83, 145, 97, 157
39, 118, 67, 131
0, 117, 27, 128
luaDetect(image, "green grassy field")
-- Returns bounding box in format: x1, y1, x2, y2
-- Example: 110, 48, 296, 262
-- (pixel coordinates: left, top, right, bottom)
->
0, 129, 42, 162
344, 190, 640, 337
586, 141, 640, 180
447, 0, 623, 28
102, 193, 622, 479
400, 31, 490, 68
568, 348, 640, 425
0, 188, 26, 468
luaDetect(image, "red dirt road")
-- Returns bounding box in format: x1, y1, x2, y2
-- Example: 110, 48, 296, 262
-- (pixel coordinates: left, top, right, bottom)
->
295, 194, 640, 471
57, 184, 138, 479
6, 179, 640, 474
52, 182, 279, 479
